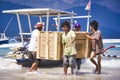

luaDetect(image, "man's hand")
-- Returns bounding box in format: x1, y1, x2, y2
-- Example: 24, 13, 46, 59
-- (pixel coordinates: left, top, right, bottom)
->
68, 42, 72, 47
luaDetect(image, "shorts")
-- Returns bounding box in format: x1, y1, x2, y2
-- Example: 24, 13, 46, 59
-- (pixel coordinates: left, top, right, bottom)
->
63, 55, 76, 68
28, 51, 39, 64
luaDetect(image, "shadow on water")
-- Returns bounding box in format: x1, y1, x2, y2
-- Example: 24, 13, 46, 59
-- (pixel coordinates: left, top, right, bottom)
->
38, 60, 63, 68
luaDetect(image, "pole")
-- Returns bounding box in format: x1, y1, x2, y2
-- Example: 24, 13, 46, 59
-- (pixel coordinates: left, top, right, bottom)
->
16, 13, 24, 47
86, 0, 91, 32
46, 12, 49, 31
86, 11, 90, 32
27, 14, 32, 33
39, 16, 44, 31
39, 16, 42, 22
71, 11, 74, 30
57, 13, 60, 31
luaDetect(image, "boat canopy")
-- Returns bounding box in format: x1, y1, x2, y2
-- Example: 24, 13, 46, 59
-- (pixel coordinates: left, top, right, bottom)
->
2, 8, 76, 46
2, 8, 75, 16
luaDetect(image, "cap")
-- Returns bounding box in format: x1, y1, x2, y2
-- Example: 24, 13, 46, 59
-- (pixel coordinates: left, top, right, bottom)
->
74, 23, 81, 28
34, 22, 43, 28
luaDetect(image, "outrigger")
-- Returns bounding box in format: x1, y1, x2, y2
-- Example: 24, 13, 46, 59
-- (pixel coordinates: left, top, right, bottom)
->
3, 8, 92, 66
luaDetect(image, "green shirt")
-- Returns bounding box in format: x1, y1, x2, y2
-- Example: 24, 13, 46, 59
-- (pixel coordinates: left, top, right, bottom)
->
62, 30, 77, 56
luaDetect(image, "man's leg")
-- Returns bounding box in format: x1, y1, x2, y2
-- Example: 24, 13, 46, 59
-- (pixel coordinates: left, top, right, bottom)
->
64, 66, 68, 75
28, 51, 38, 72
76, 58, 81, 70
69, 55, 76, 75
29, 62, 38, 72
63, 56, 69, 75
90, 51, 98, 72
97, 54, 101, 74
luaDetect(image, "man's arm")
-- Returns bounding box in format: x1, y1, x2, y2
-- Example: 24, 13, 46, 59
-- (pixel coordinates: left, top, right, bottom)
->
85, 34, 94, 40
69, 37, 76, 47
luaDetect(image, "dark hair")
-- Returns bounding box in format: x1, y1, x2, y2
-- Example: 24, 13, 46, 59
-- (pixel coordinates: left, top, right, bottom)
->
89, 20, 99, 31
61, 21, 71, 30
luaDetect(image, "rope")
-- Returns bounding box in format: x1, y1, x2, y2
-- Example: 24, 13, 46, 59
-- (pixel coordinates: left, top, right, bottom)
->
3, 16, 14, 33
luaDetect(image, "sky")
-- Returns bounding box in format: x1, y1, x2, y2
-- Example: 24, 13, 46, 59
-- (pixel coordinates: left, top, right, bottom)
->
1, 0, 120, 38
2, 0, 120, 14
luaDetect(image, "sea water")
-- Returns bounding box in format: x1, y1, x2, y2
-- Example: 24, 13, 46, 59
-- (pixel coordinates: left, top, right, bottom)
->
0, 43, 120, 80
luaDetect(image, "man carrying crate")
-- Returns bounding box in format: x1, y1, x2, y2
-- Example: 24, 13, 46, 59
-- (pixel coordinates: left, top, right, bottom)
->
27, 22, 43, 72
62, 21, 77, 75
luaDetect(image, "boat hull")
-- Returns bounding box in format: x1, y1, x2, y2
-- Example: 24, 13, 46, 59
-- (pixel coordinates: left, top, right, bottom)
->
16, 59, 42, 67
0, 39, 9, 44
16, 59, 32, 67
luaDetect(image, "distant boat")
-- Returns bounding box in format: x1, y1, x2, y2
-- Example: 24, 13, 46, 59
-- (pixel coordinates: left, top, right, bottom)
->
14, 33, 31, 42
0, 33, 9, 44
0, 17, 14, 45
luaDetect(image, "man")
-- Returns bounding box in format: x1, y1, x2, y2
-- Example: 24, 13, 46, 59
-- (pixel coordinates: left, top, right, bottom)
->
62, 21, 77, 75
74, 23, 81, 31
85, 20, 103, 74
28, 22, 43, 72
74, 23, 82, 72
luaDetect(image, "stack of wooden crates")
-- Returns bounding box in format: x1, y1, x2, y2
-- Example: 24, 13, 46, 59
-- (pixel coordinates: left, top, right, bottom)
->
37, 32, 91, 60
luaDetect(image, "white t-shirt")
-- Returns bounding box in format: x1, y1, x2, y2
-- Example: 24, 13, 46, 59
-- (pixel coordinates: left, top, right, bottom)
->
28, 29, 39, 51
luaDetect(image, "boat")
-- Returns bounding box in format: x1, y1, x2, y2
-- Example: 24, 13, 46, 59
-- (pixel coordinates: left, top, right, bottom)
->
4, 8, 117, 67
0, 17, 14, 45
0, 33, 9, 44
14, 33, 31, 42
2, 8, 92, 67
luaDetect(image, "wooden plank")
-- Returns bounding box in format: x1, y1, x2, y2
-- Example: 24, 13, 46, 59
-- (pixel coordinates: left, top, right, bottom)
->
55, 32, 62, 60
40, 32, 46, 58
37, 31, 40, 59
45, 32, 49, 59
48, 32, 54, 59
76, 40, 86, 58
53, 32, 57, 60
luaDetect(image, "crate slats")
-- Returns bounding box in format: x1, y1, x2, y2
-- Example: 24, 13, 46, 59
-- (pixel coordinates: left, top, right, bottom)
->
37, 32, 91, 60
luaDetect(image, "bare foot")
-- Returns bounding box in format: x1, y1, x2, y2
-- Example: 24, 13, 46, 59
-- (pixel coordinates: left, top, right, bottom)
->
97, 69, 101, 74
64, 73, 67, 76
26, 69, 32, 72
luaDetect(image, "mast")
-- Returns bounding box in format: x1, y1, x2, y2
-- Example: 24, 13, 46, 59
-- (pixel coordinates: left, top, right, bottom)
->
86, 11, 90, 32
85, 0, 91, 32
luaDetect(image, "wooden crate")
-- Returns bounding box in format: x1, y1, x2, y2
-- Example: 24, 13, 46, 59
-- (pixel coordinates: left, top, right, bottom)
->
37, 32, 62, 60
37, 32, 91, 60
75, 32, 91, 58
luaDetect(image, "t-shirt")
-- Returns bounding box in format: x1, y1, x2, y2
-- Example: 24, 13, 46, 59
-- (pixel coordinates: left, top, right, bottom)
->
62, 30, 77, 56
91, 30, 103, 53
28, 29, 39, 51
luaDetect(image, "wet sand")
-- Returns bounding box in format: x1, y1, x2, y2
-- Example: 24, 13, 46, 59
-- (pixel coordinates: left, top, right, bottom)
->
0, 59, 120, 80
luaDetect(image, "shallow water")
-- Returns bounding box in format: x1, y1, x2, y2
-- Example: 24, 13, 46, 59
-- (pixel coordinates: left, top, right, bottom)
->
0, 57, 120, 80
0, 65, 120, 80
0, 43, 120, 80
